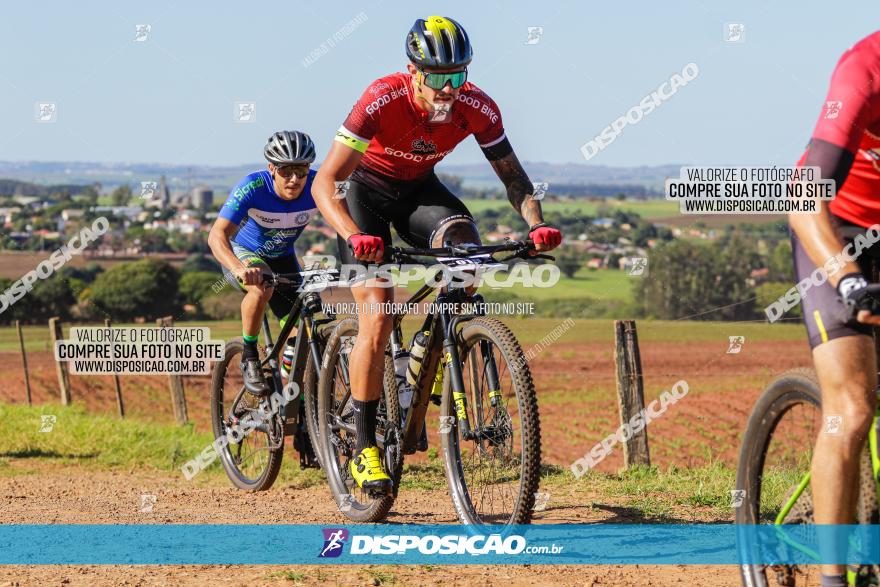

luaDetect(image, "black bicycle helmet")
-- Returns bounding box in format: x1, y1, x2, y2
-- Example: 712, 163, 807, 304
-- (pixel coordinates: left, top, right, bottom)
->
263, 130, 316, 166
405, 16, 472, 69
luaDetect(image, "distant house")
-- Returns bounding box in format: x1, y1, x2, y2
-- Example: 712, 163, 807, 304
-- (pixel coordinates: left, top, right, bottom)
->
61, 209, 84, 221
750, 267, 770, 281
591, 217, 616, 228
58, 208, 85, 231
13, 196, 40, 208
0, 207, 21, 224
166, 219, 201, 234
93, 205, 143, 219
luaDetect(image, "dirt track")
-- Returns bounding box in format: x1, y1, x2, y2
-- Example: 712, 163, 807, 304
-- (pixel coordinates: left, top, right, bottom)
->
0, 461, 748, 586
0, 337, 817, 585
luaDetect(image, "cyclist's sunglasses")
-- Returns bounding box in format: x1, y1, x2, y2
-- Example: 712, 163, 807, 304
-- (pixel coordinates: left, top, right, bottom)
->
418, 67, 468, 90
275, 164, 310, 179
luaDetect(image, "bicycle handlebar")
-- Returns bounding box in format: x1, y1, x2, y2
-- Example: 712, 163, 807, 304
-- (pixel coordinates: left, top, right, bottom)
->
235, 271, 316, 287
387, 239, 555, 264
347, 239, 555, 265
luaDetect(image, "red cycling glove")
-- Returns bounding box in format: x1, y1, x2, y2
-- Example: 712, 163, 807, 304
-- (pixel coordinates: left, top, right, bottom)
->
347, 233, 384, 258
528, 223, 562, 249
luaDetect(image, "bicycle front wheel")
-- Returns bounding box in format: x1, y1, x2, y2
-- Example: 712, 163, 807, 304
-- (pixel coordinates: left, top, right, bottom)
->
210, 339, 284, 491
303, 319, 337, 468
440, 317, 541, 525
315, 318, 402, 522
736, 368, 879, 586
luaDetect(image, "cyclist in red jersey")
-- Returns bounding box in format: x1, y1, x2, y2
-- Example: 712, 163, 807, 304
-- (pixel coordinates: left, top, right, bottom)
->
313, 16, 562, 493
789, 30, 880, 586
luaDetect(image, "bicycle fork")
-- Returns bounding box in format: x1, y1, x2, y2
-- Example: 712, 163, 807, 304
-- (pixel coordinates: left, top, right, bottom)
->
439, 311, 504, 441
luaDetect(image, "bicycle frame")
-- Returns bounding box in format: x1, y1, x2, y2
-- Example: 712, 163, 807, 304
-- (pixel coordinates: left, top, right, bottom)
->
387, 285, 502, 454
255, 281, 334, 435
329, 240, 540, 457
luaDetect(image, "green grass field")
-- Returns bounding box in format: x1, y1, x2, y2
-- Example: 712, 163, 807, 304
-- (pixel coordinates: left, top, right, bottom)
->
460, 197, 679, 219
397, 266, 635, 301
500, 266, 634, 300
0, 402, 738, 520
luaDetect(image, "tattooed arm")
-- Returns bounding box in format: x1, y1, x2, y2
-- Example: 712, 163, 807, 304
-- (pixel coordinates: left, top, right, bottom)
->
485, 148, 561, 252
488, 150, 544, 227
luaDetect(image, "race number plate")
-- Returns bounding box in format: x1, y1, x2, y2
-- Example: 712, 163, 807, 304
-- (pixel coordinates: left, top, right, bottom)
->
436, 254, 506, 273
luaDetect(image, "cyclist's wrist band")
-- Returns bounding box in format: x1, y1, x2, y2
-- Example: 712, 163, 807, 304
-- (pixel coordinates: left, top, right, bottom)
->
528, 222, 552, 232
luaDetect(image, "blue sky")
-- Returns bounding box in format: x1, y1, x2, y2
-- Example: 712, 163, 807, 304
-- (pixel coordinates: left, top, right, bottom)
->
0, 1, 875, 168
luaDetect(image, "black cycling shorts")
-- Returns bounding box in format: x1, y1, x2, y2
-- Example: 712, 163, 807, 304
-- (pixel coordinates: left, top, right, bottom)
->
222, 242, 301, 320
336, 167, 475, 267
792, 216, 880, 349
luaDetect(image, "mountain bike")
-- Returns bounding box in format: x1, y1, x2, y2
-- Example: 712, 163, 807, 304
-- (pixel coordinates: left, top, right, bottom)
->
737, 368, 880, 585
210, 268, 338, 490
314, 240, 550, 524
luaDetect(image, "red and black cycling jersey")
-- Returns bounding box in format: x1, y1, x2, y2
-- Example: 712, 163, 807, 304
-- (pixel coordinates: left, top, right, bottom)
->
798, 31, 880, 228
335, 72, 509, 182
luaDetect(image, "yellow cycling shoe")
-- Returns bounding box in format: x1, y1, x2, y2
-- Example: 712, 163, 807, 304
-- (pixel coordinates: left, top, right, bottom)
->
349, 446, 392, 494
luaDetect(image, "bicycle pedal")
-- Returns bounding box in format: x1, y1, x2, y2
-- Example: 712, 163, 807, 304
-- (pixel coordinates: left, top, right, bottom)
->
365, 482, 392, 499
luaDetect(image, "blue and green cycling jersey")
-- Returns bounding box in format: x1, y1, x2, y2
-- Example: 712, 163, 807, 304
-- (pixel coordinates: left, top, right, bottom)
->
218, 169, 318, 258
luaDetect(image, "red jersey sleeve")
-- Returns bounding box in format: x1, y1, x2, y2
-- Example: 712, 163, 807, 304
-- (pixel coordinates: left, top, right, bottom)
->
335, 80, 384, 153
470, 91, 506, 148
811, 47, 880, 153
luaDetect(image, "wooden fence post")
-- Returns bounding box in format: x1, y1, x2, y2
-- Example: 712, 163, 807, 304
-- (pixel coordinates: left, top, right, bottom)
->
16, 320, 32, 405
105, 318, 125, 418
157, 316, 188, 425
48, 317, 72, 406
613, 320, 650, 468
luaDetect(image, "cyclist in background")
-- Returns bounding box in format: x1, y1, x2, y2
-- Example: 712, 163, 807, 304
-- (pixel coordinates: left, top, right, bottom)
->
208, 131, 318, 396
313, 16, 562, 494
788, 31, 880, 587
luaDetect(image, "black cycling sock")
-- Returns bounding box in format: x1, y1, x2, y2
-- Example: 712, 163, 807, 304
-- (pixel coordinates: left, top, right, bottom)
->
353, 398, 379, 453
242, 339, 259, 360
820, 574, 847, 587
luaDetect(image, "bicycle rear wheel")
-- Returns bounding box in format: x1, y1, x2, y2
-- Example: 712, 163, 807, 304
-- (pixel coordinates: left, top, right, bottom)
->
736, 368, 879, 586
440, 317, 541, 525
210, 339, 284, 491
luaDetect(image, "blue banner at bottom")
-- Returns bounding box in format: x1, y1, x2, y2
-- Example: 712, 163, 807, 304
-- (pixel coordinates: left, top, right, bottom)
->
0, 524, 877, 565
